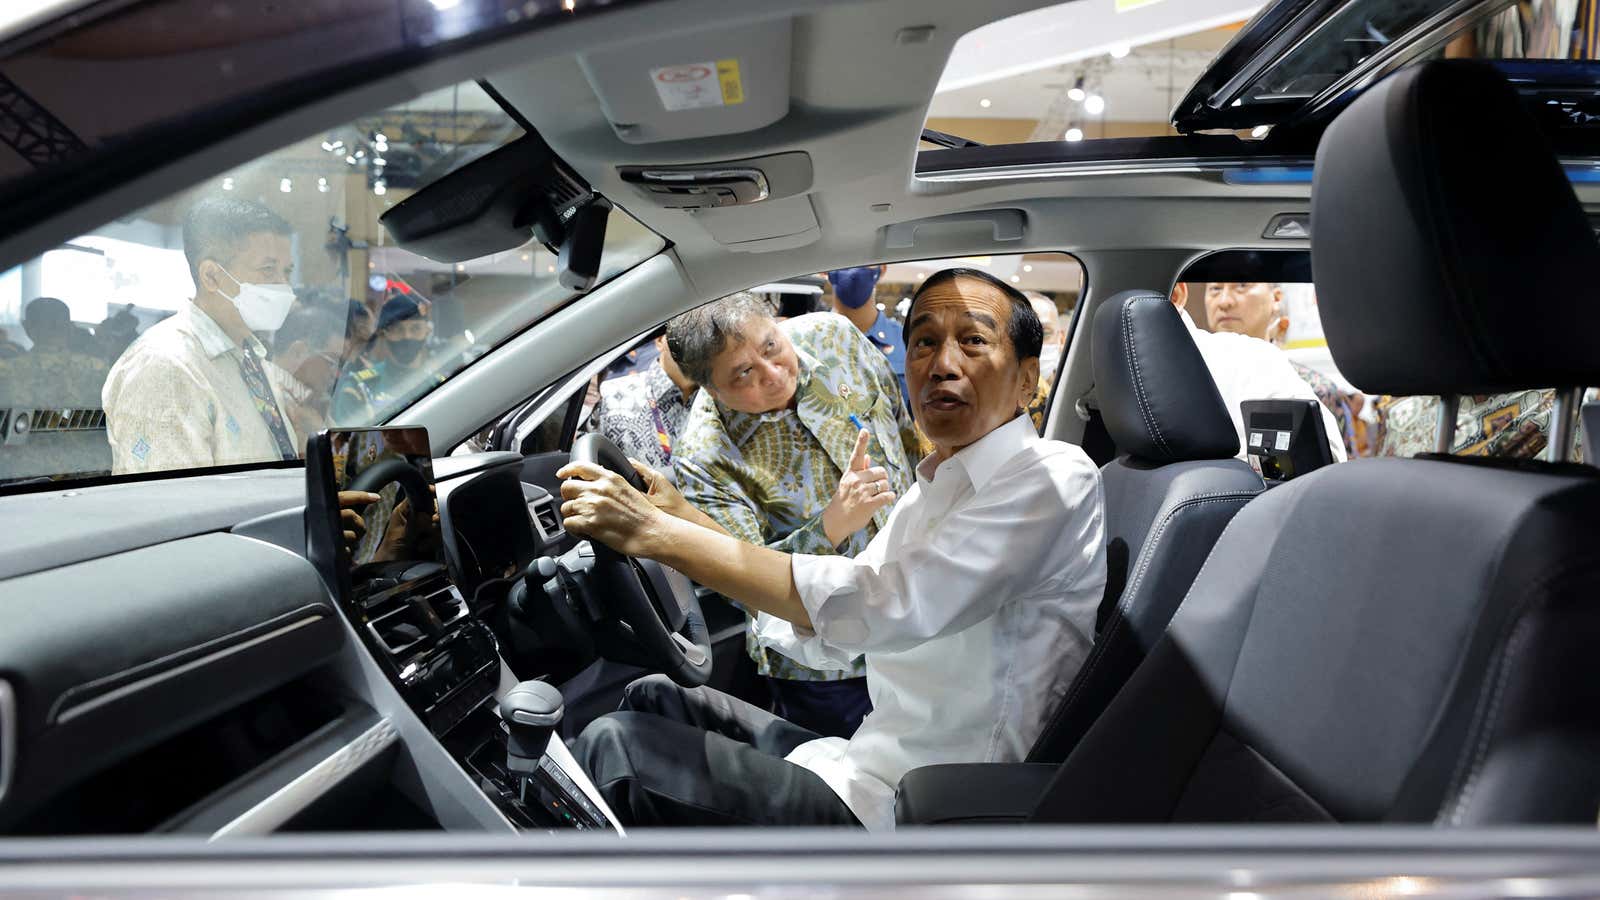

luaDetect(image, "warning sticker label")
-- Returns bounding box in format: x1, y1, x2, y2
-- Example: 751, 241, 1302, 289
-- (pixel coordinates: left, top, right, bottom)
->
651, 59, 744, 111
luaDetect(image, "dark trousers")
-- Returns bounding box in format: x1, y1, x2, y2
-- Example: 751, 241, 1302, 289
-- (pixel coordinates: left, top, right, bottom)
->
766, 675, 872, 739
570, 674, 861, 827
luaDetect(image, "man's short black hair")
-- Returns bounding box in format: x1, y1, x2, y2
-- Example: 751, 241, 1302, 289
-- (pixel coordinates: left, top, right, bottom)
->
274, 303, 344, 355
902, 267, 1043, 361
182, 197, 293, 284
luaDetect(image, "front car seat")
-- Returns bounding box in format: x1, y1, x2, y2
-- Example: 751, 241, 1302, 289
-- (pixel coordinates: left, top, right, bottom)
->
895, 293, 1264, 824
1030, 59, 1600, 826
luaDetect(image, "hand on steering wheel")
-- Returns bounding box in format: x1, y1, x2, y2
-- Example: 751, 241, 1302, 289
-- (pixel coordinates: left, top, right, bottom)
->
555, 433, 714, 688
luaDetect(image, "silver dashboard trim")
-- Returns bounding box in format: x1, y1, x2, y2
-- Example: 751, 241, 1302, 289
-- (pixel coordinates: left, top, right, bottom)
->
210, 717, 399, 839
0, 680, 15, 807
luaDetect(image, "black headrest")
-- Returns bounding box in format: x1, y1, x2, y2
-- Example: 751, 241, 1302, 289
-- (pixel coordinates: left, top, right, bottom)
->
1092, 291, 1238, 462
1312, 60, 1600, 396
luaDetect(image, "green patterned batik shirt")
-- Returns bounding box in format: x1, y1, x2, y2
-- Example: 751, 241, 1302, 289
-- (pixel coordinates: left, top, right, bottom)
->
676, 312, 922, 681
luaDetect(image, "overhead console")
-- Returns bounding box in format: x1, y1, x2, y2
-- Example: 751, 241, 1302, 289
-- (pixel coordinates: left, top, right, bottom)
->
304, 428, 619, 832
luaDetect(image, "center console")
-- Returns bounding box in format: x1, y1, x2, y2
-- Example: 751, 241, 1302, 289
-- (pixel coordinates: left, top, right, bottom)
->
304, 426, 618, 833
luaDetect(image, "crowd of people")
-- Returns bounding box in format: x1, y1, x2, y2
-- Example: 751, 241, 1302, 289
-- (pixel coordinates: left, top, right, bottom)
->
0, 196, 450, 484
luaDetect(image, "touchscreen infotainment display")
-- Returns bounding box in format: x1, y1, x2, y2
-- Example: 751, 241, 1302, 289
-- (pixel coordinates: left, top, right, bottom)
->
306, 426, 443, 602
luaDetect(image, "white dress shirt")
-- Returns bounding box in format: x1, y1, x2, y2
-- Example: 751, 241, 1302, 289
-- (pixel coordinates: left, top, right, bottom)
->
1179, 308, 1347, 463
103, 304, 297, 475
758, 414, 1105, 830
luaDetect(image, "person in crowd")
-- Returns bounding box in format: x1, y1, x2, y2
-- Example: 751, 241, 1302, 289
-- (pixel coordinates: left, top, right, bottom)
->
0, 297, 113, 479
102, 197, 299, 474
95, 304, 141, 365
344, 300, 376, 369
665, 292, 921, 739
827, 265, 909, 409
1194, 281, 1359, 455
1168, 283, 1347, 463
334, 296, 436, 422
558, 267, 1105, 829
267, 303, 347, 441
1023, 291, 1065, 430
589, 325, 698, 482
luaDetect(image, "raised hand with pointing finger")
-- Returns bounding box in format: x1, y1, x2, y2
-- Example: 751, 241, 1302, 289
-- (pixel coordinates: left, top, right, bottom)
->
821, 427, 898, 548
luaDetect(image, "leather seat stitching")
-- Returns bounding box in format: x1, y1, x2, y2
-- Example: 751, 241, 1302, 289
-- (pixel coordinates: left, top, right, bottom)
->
1121, 296, 1170, 457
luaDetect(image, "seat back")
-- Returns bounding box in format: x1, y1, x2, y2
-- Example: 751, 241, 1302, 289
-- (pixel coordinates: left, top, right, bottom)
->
1031, 60, 1600, 825
1027, 293, 1263, 764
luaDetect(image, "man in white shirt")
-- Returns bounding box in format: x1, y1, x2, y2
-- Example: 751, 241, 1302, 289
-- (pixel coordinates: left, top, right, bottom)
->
103, 197, 300, 475
559, 268, 1105, 830
1170, 283, 1346, 463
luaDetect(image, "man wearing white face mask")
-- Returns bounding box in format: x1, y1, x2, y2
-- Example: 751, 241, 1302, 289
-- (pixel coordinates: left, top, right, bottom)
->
103, 197, 301, 475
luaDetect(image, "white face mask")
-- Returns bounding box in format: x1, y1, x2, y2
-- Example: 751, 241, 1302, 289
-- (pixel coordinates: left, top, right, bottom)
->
1038, 342, 1063, 379
217, 266, 295, 332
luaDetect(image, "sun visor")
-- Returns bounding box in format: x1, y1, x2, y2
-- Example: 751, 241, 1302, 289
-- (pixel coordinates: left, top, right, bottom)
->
578, 19, 792, 144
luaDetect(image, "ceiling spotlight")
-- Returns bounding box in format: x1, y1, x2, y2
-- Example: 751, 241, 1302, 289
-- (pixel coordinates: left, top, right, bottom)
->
374, 131, 388, 143
320, 141, 335, 152
279, 177, 292, 193
373, 157, 387, 167
563, 0, 575, 9
456, 264, 466, 272
354, 149, 366, 159
317, 177, 329, 193
1068, 87, 1086, 102
1009, 275, 1021, 283
979, 98, 992, 108
1109, 43, 1130, 59
1251, 124, 1271, 138
346, 155, 357, 165
429, 0, 462, 9
546, 264, 556, 273
1084, 94, 1105, 115
1023, 264, 1033, 272
1064, 127, 1084, 142
521, 253, 531, 262
368, 261, 376, 270
373, 180, 387, 196
221, 177, 235, 191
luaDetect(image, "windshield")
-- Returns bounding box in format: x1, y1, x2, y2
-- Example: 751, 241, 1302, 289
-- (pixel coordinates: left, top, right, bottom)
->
0, 80, 663, 488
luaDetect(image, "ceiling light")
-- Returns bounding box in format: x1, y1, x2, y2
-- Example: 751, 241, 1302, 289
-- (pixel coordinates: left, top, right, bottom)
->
546, 265, 556, 273
346, 155, 357, 165
1064, 127, 1084, 142
1023, 264, 1033, 272
1084, 94, 1105, 115
279, 177, 292, 193
317, 177, 329, 193
456, 264, 466, 272
1067, 87, 1086, 102
320, 141, 335, 152
368, 261, 376, 270
1009, 275, 1021, 283
1109, 43, 1130, 59
373, 156, 387, 167
979, 98, 992, 108
374, 131, 388, 143
373, 180, 387, 196
521, 253, 531, 262
429, 0, 461, 9
1251, 124, 1271, 138
221, 177, 234, 191
563, 0, 575, 9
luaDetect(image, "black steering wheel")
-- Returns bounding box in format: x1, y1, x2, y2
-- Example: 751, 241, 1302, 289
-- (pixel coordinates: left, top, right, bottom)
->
349, 456, 433, 554
570, 432, 713, 687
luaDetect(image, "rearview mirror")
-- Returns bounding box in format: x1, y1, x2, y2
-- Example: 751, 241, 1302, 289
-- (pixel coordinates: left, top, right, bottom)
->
378, 133, 589, 263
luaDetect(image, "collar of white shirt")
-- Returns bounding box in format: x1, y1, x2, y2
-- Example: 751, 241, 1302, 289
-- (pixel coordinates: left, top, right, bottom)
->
914, 412, 1039, 490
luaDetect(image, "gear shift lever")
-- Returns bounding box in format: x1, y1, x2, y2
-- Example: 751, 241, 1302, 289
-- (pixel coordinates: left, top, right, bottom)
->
500, 680, 564, 775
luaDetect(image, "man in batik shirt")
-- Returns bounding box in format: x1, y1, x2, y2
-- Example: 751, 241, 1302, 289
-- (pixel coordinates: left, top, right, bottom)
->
670, 293, 920, 738
589, 327, 698, 482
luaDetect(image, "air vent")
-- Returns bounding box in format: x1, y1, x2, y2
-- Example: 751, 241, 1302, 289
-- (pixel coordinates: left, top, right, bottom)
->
366, 598, 430, 657
530, 496, 564, 542
423, 582, 469, 627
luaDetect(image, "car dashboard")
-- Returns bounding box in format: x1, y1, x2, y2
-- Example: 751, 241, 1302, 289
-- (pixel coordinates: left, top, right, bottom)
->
0, 449, 622, 837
